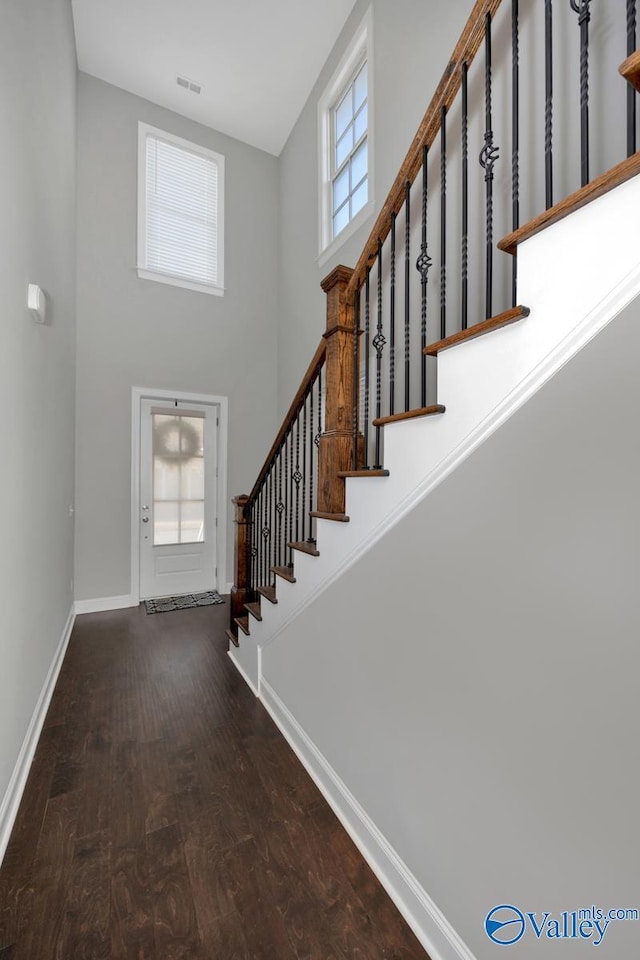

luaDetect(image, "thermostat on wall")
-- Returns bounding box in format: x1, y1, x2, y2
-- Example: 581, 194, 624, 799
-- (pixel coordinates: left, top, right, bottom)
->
27, 283, 46, 324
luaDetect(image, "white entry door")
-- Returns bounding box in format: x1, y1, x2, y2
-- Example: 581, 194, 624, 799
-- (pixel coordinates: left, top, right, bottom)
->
139, 399, 218, 599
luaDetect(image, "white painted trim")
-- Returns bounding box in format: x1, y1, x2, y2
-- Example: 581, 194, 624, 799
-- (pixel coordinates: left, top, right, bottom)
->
137, 122, 225, 295
0, 606, 75, 867
130, 387, 229, 605
227, 650, 260, 698
317, 6, 374, 259
224, 582, 233, 595
75, 594, 137, 615
259, 678, 476, 960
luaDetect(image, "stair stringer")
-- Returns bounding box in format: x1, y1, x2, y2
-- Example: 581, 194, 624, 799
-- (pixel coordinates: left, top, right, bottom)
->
230, 171, 640, 691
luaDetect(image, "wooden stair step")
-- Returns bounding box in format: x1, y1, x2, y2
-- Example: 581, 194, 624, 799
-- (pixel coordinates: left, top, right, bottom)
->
234, 616, 250, 637
338, 469, 390, 478
257, 585, 278, 604
225, 628, 239, 649
289, 541, 320, 557
425, 306, 530, 356
620, 50, 640, 92
245, 602, 262, 622
373, 405, 445, 428
310, 511, 350, 522
271, 565, 296, 584
499, 152, 640, 255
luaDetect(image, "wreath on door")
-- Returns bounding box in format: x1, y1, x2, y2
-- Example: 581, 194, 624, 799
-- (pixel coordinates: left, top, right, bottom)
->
153, 417, 201, 461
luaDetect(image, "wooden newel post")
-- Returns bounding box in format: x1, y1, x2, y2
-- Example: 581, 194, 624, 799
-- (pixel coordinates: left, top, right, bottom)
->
318, 265, 357, 515
230, 494, 250, 627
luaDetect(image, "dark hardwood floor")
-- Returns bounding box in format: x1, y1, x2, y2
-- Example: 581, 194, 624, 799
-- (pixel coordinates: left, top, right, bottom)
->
0, 601, 428, 959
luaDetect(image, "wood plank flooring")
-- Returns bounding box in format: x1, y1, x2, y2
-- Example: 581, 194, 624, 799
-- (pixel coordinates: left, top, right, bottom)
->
0, 602, 429, 959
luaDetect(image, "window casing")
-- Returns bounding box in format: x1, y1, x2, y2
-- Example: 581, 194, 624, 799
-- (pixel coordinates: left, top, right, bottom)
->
137, 123, 225, 297
318, 8, 373, 263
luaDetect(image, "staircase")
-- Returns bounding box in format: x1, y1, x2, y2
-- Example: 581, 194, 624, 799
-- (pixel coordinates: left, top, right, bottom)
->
227, 0, 640, 688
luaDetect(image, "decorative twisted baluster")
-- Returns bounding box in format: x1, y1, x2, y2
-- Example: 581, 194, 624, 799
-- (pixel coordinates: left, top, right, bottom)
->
308, 386, 314, 541
545, 0, 553, 209
363, 268, 371, 467
479, 12, 499, 321
276, 446, 284, 568
461, 63, 469, 330
293, 418, 302, 544
628, 0, 637, 158
512, 0, 520, 307
570, 0, 591, 187
404, 182, 411, 411
416, 145, 431, 405
440, 107, 447, 341
352, 294, 359, 471
389, 214, 396, 416
373, 239, 386, 468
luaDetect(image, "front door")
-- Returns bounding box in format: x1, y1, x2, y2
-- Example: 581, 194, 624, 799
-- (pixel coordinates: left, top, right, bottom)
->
139, 399, 217, 599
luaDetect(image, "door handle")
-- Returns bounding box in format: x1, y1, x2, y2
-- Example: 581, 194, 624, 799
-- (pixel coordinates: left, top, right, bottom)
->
142, 516, 149, 523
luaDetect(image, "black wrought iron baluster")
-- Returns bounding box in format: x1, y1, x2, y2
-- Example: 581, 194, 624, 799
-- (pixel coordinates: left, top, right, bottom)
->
461, 63, 469, 330
284, 430, 291, 566
252, 501, 258, 597
417, 145, 431, 405
288, 430, 294, 555
373, 240, 386, 469
479, 12, 499, 321
512, 0, 520, 306
352, 292, 360, 470
302, 396, 308, 546
389, 215, 396, 415
260, 484, 266, 588
308, 386, 314, 541
570, 0, 591, 187
363, 267, 371, 467
404, 182, 411, 411
628, 0, 637, 157
294, 415, 302, 544
440, 108, 447, 340
266, 468, 273, 586
545, 0, 553, 209
317, 368, 323, 494
276, 446, 284, 569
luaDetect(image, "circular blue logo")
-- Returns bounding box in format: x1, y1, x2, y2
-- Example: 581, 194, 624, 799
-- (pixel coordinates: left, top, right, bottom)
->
485, 905, 526, 945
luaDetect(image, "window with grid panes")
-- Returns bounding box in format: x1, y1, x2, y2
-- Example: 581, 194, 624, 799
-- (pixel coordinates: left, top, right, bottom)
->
331, 61, 368, 239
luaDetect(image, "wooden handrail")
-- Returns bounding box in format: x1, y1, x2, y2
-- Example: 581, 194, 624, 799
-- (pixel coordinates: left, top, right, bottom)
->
246, 339, 326, 508
346, 0, 504, 299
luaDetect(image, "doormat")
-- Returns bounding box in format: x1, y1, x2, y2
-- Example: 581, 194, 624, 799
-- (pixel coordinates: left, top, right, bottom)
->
144, 591, 225, 614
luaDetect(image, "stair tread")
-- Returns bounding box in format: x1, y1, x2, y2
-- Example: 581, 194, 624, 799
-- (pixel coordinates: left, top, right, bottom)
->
373, 405, 445, 427
337, 469, 390, 478
245, 602, 262, 622
234, 616, 250, 636
257, 585, 278, 604
499, 152, 640, 255
288, 541, 320, 557
271, 565, 296, 583
425, 306, 530, 356
225, 628, 240, 649
310, 511, 350, 522
620, 50, 640, 92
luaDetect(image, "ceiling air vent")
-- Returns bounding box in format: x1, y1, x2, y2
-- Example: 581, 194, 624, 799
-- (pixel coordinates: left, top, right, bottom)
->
176, 75, 201, 95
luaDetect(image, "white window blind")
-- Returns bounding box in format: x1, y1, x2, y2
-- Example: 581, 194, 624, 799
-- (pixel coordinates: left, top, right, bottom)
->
138, 124, 224, 295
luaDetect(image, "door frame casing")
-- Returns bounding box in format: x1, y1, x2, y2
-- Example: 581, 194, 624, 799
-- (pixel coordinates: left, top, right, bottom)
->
130, 386, 229, 604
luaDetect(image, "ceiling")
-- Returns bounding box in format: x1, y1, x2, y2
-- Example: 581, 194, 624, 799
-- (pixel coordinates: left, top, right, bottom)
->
71, 0, 359, 156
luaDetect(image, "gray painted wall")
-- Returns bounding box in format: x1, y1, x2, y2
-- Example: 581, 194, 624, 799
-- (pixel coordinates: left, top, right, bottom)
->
263, 295, 640, 959
0, 0, 77, 797
75, 75, 280, 600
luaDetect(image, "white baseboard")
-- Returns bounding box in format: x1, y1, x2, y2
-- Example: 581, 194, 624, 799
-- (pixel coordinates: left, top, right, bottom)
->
0, 606, 76, 867
224, 582, 233, 596
75, 594, 137, 615
260, 679, 477, 960
227, 649, 259, 697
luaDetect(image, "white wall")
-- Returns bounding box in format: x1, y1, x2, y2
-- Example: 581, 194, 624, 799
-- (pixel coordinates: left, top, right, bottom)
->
262, 293, 640, 959
0, 0, 77, 801
75, 75, 280, 601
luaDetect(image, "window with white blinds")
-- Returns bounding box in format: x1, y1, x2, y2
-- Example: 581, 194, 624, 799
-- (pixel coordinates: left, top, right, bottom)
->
137, 123, 225, 296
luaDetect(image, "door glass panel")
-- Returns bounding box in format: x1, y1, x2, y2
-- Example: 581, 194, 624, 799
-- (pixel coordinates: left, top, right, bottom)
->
152, 412, 205, 545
